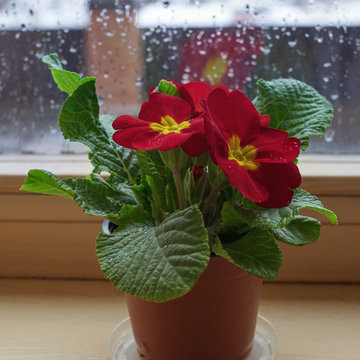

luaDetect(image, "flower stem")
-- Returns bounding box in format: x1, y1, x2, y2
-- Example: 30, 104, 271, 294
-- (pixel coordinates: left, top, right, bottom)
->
172, 168, 185, 210
202, 184, 220, 220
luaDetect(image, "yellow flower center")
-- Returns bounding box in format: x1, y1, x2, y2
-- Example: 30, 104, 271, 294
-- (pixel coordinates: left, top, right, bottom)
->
150, 115, 191, 135
202, 55, 228, 86
228, 135, 260, 171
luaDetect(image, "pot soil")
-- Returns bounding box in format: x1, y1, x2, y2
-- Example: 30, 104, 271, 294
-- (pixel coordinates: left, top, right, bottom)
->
125, 256, 263, 360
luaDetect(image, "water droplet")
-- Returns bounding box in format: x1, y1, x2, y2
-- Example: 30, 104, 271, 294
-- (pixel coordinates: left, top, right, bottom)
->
15, 32, 21, 39
288, 40, 298, 48
98, 96, 105, 106
105, 31, 115, 37
135, 76, 143, 86
260, 46, 271, 55
324, 129, 335, 142
323, 76, 329, 83
104, 72, 109, 79
163, 1, 170, 7
29, 9, 34, 16
323, 62, 331, 68
330, 93, 339, 101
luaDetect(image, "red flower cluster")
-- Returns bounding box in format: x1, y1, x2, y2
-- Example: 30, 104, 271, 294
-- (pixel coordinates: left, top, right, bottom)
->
112, 81, 301, 208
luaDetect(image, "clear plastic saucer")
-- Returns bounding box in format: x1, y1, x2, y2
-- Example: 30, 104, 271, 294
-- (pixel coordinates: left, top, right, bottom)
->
108, 314, 278, 360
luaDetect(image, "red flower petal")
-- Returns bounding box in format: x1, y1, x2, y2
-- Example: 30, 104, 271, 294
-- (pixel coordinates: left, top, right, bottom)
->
139, 92, 191, 124
251, 128, 301, 163
179, 81, 212, 116
113, 92, 201, 152
255, 162, 301, 208
112, 115, 195, 152
206, 88, 261, 143
182, 133, 208, 157
215, 155, 269, 203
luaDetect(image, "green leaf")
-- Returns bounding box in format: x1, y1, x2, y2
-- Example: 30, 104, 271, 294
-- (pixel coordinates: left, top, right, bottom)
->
96, 205, 210, 302
98, 114, 139, 185
271, 215, 321, 246
212, 228, 282, 280
71, 174, 136, 221
233, 189, 337, 230
220, 202, 253, 237
253, 78, 334, 150
59, 81, 138, 185
153, 79, 180, 97
136, 150, 168, 221
111, 204, 151, 228
21, 170, 137, 224
20, 169, 75, 199
43, 53, 94, 95
291, 189, 338, 224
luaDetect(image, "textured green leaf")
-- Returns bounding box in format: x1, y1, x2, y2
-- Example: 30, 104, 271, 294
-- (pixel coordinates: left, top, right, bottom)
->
96, 205, 210, 302
59, 81, 138, 184
233, 189, 337, 230
212, 228, 282, 280
291, 189, 338, 224
136, 150, 168, 221
99, 114, 139, 185
153, 79, 180, 97
71, 174, 136, 221
253, 78, 333, 150
271, 215, 321, 246
111, 205, 151, 228
21, 170, 137, 224
43, 53, 94, 95
220, 202, 253, 237
20, 169, 75, 198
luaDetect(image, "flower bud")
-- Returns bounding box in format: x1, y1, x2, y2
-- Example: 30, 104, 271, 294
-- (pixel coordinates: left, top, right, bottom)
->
192, 165, 204, 184
184, 165, 210, 206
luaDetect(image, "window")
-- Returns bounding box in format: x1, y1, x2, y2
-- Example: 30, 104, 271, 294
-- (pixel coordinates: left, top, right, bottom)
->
1, 0, 359, 282
1, 0, 359, 154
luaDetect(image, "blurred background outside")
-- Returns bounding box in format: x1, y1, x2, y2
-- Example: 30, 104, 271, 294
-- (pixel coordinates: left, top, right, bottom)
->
1, 0, 359, 155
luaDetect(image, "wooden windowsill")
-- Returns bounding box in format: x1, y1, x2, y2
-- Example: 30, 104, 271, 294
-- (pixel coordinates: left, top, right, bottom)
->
1, 154, 360, 176
1, 279, 359, 360
1, 154, 359, 283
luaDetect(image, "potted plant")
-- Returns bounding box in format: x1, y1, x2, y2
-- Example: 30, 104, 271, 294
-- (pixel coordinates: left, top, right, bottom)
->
21, 53, 337, 360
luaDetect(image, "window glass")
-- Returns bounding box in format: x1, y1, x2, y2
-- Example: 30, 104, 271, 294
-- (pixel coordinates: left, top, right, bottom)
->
1, 0, 359, 154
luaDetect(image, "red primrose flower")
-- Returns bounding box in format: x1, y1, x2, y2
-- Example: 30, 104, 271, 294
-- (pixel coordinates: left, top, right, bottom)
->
204, 87, 301, 208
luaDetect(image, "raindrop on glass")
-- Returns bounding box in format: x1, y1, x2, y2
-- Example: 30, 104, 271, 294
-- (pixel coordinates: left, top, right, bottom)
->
105, 31, 115, 37
98, 96, 105, 106
163, 1, 170, 8
135, 76, 143, 87
324, 129, 335, 142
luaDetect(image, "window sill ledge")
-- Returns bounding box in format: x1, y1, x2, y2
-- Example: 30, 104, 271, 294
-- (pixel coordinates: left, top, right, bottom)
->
1, 154, 360, 176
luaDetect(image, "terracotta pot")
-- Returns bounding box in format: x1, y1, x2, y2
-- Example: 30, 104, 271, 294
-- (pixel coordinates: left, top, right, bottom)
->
125, 257, 263, 360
